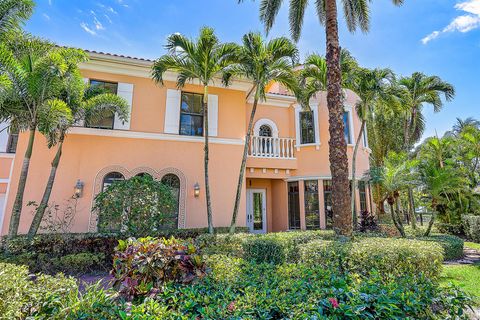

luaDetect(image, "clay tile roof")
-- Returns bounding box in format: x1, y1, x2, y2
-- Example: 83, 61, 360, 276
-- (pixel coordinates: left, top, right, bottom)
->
84, 49, 154, 62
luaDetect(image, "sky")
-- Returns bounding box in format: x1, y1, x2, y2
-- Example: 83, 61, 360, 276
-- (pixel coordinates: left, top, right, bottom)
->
25, 0, 480, 140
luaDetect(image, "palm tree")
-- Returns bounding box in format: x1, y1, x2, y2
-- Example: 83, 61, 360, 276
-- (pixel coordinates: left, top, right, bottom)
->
224, 32, 298, 234
398, 72, 455, 150
371, 151, 417, 237
397, 72, 455, 229
0, 0, 33, 37
152, 27, 238, 234
0, 34, 87, 238
349, 68, 395, 226
27, 85, 129, 239
240, 0, 404, 236
452, 117, 480, 136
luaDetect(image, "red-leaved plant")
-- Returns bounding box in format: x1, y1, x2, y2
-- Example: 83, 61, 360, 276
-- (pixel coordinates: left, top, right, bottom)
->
111, 237, 206, 300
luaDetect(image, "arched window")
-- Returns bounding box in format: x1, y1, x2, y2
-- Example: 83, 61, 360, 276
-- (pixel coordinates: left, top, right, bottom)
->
135, 172, 152, 178
102, 172, 125, 191
259, 124, 272, 137
161, 174, 180, 228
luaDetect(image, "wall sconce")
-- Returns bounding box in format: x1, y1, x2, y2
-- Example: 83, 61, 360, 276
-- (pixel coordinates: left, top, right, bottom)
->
193, 183, 200, 198
74, 179, 84, 198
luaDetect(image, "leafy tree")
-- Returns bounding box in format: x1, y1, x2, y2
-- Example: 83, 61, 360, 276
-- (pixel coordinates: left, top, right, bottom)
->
223, 32, 298, 234
152, 27, 238, 234
27, 84, 129, 239
0, 0, 33, 37
0, 34, 89, 238
240, 0, 404, 236
93, 175, 177, 237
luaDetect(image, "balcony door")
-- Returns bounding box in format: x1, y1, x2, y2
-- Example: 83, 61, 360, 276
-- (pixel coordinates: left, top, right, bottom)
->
246, 189, 267, 234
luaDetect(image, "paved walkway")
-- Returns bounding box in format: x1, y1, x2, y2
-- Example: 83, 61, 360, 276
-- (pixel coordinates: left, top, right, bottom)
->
444, 247, 480, 265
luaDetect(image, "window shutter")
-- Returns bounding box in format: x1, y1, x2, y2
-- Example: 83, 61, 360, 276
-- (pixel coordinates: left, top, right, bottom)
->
164, 89, 181, 134
114, 83, 134, 130
0, 122, 8, 152
208, 94, 218, 137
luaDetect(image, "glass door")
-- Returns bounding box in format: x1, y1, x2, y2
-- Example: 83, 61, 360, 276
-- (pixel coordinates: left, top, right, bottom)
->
246, 189, 266, 234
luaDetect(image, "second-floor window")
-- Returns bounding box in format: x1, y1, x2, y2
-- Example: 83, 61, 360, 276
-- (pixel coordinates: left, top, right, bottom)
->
85, 80, 118, 130
180, 92, 203, 136
343, 111, 352, 144
300, 111, 315, 144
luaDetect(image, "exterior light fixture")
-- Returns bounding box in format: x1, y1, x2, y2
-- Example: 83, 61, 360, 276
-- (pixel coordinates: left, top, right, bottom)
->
74, 179, 84, 198
193, 183, 200, 198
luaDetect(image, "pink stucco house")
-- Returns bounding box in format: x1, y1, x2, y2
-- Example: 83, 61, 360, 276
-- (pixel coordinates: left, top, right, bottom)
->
0, 50, 372, 235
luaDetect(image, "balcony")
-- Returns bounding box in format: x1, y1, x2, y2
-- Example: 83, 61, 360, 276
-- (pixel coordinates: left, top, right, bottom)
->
249, 136, 296, 159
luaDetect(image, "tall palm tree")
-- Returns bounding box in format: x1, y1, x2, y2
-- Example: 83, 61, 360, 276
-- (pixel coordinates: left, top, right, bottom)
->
0, 0, 33, 37
0, 34, 87, 238
349, 68, 394, 225
223, 32, 298, 234
452, 117, 480, 136
27, 84, 129, 239
240, 0, 404, 236
152, 27, 238, 234
397, 72, 455, 228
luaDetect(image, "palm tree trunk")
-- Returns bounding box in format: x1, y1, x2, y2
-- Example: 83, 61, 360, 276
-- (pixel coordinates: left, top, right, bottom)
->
424, 211, 435, 237
351, 120, 366, 228
408, 187, 417, 229
203, 85, 214, 234
390, 201, 405, 237
325, 0, 352, 236
229, 97, 258, 234
8, 126, 36, 238
27, 135, 64, 239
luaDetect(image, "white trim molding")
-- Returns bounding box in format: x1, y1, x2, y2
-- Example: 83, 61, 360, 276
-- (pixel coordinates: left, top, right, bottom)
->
81, 52, 252, 92
68, 127, 244, 145
343, 104, 355, 146
294, 104, 321, 151
253, 118, 279, 138
285, 174, 367, 182
0, 153, 15, 159
247, 93, 297, 108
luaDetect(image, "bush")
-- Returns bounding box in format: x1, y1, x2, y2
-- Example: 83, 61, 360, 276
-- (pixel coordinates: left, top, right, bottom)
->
300, 237, 444, 280
199, 230, 336, 262
463, 215, 480, 242
242, 237, 285, 264
111, 237, 206, 300
436, 222, 464, 235
0, 263, 76, 319
418, 234, 464, 261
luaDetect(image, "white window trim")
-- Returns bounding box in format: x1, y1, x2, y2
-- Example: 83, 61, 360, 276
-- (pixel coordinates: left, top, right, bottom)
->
294, 104, 320, 151
253, 118, 279, 138
343, 105, 355, 147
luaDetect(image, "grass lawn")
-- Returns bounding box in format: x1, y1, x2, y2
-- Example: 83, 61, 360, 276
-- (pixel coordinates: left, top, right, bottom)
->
441, 263, 480, 304
465, 241, 480, 251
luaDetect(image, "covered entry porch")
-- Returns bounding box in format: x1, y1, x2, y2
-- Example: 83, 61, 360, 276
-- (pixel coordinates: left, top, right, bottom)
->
245, 177, 374, 233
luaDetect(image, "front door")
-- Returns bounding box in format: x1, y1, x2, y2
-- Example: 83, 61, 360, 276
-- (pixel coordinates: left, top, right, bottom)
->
246, 189, 267, 234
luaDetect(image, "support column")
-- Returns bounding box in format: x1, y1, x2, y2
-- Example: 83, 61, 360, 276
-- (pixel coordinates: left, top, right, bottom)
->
298, 180, 306, 230
318, 179, 326, 229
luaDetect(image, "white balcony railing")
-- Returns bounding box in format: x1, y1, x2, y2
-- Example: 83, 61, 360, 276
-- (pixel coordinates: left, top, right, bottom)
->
249, 136, 296, 159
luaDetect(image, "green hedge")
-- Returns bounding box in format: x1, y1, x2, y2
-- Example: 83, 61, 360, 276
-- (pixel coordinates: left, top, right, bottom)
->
463, 215, 480, 242
417, 234, 464, 261
11, 257, 472, 319
1, 227, 248, 274
300, 237, 444, 280
0, 263, 76, 319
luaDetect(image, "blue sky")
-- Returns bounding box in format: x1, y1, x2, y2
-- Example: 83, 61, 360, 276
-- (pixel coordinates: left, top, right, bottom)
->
26, 0, 479, 140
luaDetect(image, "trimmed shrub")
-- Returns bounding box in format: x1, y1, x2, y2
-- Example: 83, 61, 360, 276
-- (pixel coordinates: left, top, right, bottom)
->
300, 237, 444, 280
418, 234, 464, 261
0, 263, 76, 319
463, 215, 480, 242
111, 237, 206, 300
242, 237, 285, 264
436, 222, 464, 235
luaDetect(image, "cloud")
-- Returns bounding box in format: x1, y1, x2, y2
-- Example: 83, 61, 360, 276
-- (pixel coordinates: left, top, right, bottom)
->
93, 16, 105, 30
48, 0, 52, 5
80, 22, 96, 36
104, 14, 112, 24
42, 13, 50, 21
422, 0, 480, 44
116, 0, 129, 8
